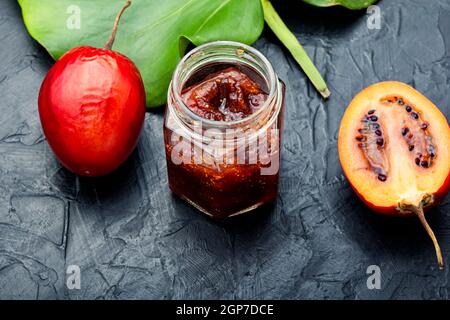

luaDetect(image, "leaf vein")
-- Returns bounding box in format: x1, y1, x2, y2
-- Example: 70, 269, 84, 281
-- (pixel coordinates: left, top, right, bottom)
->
133, 0, 200, 37
192, 0, 233, 36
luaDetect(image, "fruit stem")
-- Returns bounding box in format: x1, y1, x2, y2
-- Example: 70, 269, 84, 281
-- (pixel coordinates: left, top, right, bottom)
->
405, 203, 444, 269
104, 0, 132, 50
260, 0, 330, 98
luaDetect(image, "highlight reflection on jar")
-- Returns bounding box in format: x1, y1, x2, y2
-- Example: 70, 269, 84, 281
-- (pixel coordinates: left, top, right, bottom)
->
164, 41, 285, 218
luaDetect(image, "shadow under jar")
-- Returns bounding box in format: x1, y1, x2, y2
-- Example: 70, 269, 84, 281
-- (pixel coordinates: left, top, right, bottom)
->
164, 41, 285, 218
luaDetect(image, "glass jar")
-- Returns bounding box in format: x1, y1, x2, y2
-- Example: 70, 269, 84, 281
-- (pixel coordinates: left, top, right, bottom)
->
164, 41, 285, 218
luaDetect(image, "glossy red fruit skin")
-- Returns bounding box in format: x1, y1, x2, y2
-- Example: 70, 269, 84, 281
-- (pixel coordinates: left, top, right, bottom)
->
38, 46, 146, 176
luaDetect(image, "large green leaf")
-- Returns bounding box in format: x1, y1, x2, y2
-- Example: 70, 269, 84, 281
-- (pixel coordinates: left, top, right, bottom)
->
18, 0, 264, 107
303, 0, 379, 10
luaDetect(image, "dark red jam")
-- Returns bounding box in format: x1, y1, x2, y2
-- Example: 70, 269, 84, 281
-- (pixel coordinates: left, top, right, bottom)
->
164, 64, 284, 218
181, 67, 268, 121
164, 155, 280, 218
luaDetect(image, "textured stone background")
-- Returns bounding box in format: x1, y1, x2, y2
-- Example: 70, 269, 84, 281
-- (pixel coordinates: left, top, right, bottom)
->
0, 0, 449, 299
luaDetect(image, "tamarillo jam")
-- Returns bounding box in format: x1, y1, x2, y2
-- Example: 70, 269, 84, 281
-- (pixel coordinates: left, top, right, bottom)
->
164, 41, 285, 218
181, 67, 268, 121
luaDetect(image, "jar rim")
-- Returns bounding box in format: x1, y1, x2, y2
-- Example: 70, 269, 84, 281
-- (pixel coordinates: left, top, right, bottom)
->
170, 41, 278, 129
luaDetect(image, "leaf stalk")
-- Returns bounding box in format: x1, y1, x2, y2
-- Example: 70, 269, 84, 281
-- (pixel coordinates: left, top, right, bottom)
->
261, 0, 330, 98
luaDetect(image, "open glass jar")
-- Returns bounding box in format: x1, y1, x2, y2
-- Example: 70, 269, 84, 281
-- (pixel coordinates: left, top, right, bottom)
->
164, 41, 285, 218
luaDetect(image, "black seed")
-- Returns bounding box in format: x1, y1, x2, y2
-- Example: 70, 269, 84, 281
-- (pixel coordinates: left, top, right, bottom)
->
428, 146, 435, 158
375, 129, 382, 136
378, 174, 387, 182
411, 112, 419, 120
421, 122, 429, 130
421, 161, 429, 168
372, 123, 380, 129
355, 136, 364, 141
415, 158, 420, 166
405, 105, 412, 112
401, 127, 409, 136
409, 145, 414, 151
376, 138, 384, 146
397, 98, 404, 105
368, 109, 375, 115
370, 115, 378, 122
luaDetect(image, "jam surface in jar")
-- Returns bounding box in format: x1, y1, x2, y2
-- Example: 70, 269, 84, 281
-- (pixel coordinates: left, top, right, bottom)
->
181, 67, 268, 121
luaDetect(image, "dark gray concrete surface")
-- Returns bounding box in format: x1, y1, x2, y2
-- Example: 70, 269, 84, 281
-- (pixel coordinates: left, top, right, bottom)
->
0, 0, 449, 299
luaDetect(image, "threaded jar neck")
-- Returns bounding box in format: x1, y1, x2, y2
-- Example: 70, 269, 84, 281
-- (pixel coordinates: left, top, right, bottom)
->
168, 41, 281, 132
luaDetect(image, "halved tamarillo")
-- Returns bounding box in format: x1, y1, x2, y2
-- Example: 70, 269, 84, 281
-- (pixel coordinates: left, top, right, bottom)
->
338, 81, 450, 269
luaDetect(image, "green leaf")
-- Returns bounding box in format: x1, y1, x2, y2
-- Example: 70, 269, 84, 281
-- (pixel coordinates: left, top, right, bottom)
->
303, 0, 379, 10
18, 0, 264, 108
